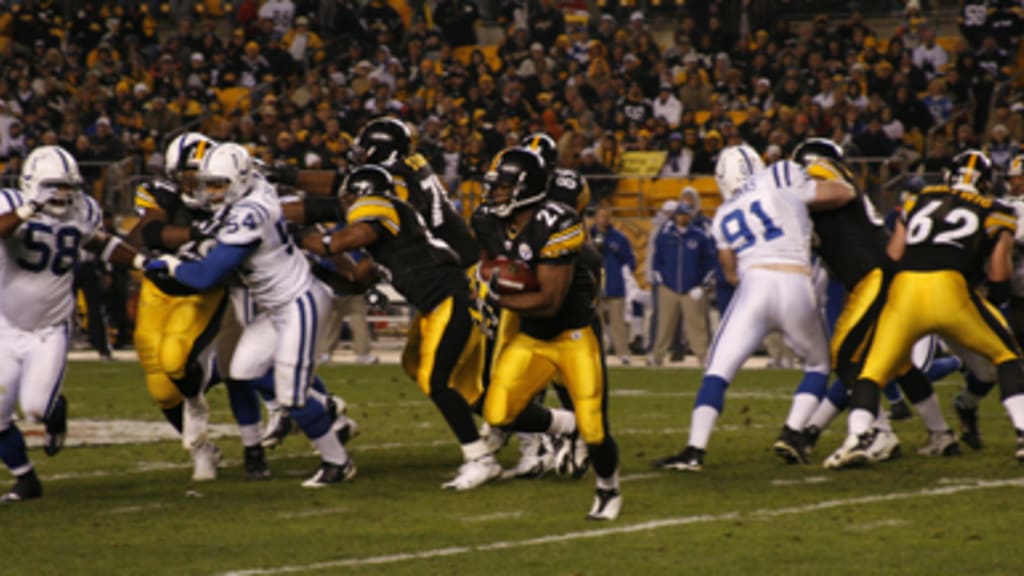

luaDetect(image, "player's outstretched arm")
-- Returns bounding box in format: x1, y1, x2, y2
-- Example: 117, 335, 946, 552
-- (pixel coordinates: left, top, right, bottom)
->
493, 262, 573, 317
146, 242, 255, 291
303, 222, 380, 256
887, 219, 907, 261
987, 230, 1014, 307
130, 209, 204, 252
807, 179, 856, 211
85, 231, 148, 270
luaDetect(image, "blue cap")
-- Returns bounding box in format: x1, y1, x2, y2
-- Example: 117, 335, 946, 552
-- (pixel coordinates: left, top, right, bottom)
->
675, 202, 693, 215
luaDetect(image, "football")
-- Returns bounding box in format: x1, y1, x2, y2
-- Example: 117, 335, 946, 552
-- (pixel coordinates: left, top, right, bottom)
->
482, 257, 540, 294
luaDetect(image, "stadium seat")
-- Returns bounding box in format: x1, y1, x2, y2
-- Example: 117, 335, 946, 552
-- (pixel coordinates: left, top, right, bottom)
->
215, 87, 251, 113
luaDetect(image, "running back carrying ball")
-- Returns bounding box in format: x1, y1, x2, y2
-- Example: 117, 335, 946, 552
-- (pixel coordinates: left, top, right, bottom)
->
482, 256, 540, 294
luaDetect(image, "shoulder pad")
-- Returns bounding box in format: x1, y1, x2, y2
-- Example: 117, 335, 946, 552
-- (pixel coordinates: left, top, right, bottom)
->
347, 194, 400, 236
403, 153, 430, 172
0, 188, 25, 215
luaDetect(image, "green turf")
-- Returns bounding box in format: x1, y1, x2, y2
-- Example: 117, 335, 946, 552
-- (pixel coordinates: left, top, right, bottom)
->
4, 362, 1023, 575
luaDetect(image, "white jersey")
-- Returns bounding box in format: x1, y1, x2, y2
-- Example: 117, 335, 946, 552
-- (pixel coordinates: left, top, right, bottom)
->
214, 178, 314, 310
1002, 195, 1024, 297
711, 160, 816, 278
0, 188, 102, 330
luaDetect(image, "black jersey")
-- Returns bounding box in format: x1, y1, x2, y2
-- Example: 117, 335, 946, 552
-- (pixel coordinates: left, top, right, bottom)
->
900, 185, 1017, 285
385, 152, 480, 268
475, 200, 597, 340
347, 192, 468, 312
807, 159, 892, 289
134, 178, 209, 226
547, 168, 591, 214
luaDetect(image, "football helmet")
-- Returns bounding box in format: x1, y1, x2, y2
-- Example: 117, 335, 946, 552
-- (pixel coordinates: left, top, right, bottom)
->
351, 118, 411, 165
196, 143, 254, 211
1009, 154, 1024, 178
521, 132, 558, 168
483, 147, 548, 218
791, 137, 844, 166
714, 144, 764, 201
165, 132, 217, 179
19, 145, 83, 219
341, 165, 395, 197
945, 149, 992, 195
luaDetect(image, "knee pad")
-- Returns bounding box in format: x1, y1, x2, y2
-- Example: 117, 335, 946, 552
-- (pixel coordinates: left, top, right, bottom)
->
159, 333, 191, 382
147, 374, 184, 410
483, 390, 514, 428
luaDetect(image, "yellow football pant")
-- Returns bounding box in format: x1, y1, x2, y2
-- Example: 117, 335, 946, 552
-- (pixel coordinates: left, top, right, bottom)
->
859, 271, 1021, 386
401, 296, 485, 406
134, 278, 226, 408
485, 324, 607, 444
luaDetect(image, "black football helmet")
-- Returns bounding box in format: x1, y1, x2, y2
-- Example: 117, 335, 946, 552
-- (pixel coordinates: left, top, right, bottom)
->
342, 165, 395, 197
791, 137, 844, 166
484, 147, 548, 218
521, 132, 558, 168
351, 118, 411, 165
945, 149, 992, 195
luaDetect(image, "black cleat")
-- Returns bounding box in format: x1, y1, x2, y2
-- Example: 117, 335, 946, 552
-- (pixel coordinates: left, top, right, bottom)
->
803, 425, 822, 456
244, 445, 271, 480
652, 446, 705, 471
887, 399, 912, 421
773, 426, 809, 464
953, 393, 982, 450
302, 459, 357, 488
1, 470, 42, 503
1016, 429, 1024, 463
43, 395, 67, 457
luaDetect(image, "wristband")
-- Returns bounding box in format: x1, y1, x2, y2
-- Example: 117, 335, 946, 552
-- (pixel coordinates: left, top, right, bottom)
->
321, 234, 334, 255
15, 204, 36, 220
132, 254, 148, 270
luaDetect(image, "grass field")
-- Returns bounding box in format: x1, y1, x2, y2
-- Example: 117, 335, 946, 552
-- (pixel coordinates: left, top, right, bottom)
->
6, 361, 1024, 575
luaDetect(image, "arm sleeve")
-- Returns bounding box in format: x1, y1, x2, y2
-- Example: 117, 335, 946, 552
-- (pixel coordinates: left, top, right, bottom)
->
0, 188, 24, 215
174, 242, 256, 291
538, 213, 584, 264
710, 212, 730, 250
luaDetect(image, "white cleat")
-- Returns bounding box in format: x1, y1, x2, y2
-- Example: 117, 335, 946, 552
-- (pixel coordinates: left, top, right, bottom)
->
191, 441, 222, 482
505, 433, 557, 479
823, 431, 875, 470
867, 429, 902, 462
302, 459, 357, 488
917, 429, 961, 456
261, 405, 294, 448
441, 455, 502, 491
554, 433, 590, 478
586, 488, 622, 521
480, 423, 510, 455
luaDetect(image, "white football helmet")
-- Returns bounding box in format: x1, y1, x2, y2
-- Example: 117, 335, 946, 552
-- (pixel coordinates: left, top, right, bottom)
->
196, 143, 254, 211
715, 144, 764, 201
19, 145, 83, 219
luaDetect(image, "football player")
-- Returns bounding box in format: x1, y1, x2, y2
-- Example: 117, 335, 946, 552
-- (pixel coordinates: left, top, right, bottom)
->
652, 144, 856, 471
474, 148, 622, 520
829, 150, 1024, 467
145, 143, 356, 488
129, 132, 270, 481
521, 132, 591, 213
791, 138, 961, 464
0, 146, 147, 501
305, 165, 502, 490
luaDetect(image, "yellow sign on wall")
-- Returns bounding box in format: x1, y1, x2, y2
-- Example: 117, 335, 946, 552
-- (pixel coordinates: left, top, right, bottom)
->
619, 151, 668, 177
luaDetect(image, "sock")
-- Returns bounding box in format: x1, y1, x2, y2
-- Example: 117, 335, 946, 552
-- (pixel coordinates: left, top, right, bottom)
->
0, 426, 32, 476
312, 376, 328, 394
289, 396, 332, 439
785, 394, 821, 431
882, 380, 903, 404
808, 398, 841, 431
873, 408, 892, 433
913, 393, 950, 432
695, 375, 729, 412
238, 424, 262, 448
689, 405, 719, 450
429, 387, 480, 444
1002, 395, 1024, 430
510, 403, 554, 433
896, 367, 933, 404
589, 435, 619, 479
849, 408, 876, 436
825, 379, 850, 411
225, 379, 261, 427
554, 386, 575, 411
311, 430, 349, 465
965, 371, 996, 400
547, 408, 577, 435
460, 440, 490, 461
162, 404, 184, 434
926, 356, 962, 382
595, 468, 620, 491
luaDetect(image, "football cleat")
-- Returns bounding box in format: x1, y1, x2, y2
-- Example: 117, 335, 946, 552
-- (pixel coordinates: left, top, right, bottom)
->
1, 471, 42, 503
43, 394, 67, 457
773, 425, 809, 464
554, 432, 590, 478
887, 399, 912, 421
867, 429, 902, 462
651, 446, 705, 471
441, 455, 502, 491
586, 488, 623, 521
916, 429, 961, 457
191, 441, 222, 482
802, 425, 822, 455
243, 445, 271, 480
506, 433, 557, 479
953, 393, 982, 450
327, 396, 360, 445
823, 430, 876, 470
260, 406, 294, 448
302, 459, 357, 488
1016, 429, 1024, 462
480, 423, 510, 455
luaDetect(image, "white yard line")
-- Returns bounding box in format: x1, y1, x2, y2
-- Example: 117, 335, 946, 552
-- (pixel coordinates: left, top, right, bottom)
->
215, 477, 1024, 576
460, 510, 525, 523
845, 519, 909, 532
612, 389, 793, 401
277, 506, 349, 520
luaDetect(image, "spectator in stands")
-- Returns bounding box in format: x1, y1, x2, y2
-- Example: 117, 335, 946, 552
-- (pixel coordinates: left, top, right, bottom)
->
659, 132, 691, 178
579, 146, 614, 205
912, 26, 948, 80
283, 16, 324, 64
361, 0, 404, 49
592, 206, 637, 365
529, 0, 565, 48
921, 76, 953, 127
259, 0, 296, 38
434, 0, 481, 48
653, 82, 682, 129
854, 115, 896, 158
647, 200, 715, 366
986, 124, 1018, 172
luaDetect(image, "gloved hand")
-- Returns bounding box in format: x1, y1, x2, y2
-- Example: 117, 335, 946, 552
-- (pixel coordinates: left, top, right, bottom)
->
364, 287, 389, 308
145, 255, 183, 277
688, 286, 704, 301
